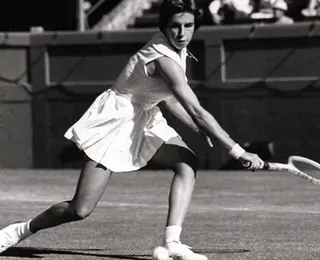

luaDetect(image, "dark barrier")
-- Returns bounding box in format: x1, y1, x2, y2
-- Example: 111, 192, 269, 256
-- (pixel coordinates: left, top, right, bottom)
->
2, 23, 320, 169
0, 33, 32, 168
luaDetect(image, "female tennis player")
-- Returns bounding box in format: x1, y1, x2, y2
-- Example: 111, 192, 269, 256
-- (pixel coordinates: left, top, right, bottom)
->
0, 0, 264, 259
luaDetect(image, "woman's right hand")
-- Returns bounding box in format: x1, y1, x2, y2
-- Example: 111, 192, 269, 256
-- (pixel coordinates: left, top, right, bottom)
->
239, 152, 264, 171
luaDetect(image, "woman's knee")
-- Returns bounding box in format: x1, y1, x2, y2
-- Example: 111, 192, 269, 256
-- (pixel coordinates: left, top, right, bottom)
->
174, 152, 199, 175
178, 152, 199, 173
151, 137, 199, 172
68, 201, 96, 220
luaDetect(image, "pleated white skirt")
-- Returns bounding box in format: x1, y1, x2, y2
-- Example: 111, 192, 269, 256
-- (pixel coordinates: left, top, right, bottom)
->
64, 89, 179, 172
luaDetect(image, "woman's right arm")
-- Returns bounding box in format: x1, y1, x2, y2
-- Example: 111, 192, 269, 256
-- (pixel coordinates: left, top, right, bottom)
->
155, 56, 264, 169
156, 56, 235, 150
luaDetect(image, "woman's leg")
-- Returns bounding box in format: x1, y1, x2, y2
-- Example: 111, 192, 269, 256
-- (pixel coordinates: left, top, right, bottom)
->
30, 158, 112, 232
150, 137, 198, 228
0, 157, 112, 252
150, 137, 207, 260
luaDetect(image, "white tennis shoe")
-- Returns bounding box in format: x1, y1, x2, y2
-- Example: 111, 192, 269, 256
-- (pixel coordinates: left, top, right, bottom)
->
165, 241, 208, 260
0, 222, 31, 254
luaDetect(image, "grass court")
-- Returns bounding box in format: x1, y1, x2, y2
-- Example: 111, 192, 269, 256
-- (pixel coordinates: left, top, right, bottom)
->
1, 168, 320, 259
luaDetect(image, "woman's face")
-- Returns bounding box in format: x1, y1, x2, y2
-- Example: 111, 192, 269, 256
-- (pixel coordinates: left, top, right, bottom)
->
165, 12, 195, 50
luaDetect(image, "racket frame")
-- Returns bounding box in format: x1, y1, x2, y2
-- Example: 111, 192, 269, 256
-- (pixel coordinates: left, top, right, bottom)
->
264, 156, 320, 185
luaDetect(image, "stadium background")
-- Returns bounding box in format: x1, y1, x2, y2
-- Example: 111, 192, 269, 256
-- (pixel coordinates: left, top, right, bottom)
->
0, 0, 320, 170
2, 2, 320, 260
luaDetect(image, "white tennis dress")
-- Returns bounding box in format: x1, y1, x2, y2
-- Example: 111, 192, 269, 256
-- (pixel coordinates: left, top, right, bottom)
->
64, 33, 188, 172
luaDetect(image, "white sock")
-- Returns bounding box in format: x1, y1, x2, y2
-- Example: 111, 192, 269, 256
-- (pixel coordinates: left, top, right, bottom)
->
164, 225, 182, 244
16, 220, 33, 240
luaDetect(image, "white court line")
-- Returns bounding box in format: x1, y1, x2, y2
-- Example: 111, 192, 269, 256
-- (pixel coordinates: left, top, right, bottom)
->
1, 196, 320, 214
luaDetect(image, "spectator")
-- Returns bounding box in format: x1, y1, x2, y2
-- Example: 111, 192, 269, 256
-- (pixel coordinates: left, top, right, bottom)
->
250, 0, 274, 21
259, 0, 274, 9
286, 0, 309, 21
272, 0, 294, 24
208, 0, 255, 24
302, 0, 320, 16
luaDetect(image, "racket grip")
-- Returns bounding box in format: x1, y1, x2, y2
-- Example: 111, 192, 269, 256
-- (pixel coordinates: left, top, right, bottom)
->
242, 160, 251, 168
263, 162, 270, 169
243, 161, 270, 169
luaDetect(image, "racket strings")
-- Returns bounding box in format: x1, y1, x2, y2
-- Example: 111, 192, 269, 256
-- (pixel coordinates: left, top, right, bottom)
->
290, 157, 320, 179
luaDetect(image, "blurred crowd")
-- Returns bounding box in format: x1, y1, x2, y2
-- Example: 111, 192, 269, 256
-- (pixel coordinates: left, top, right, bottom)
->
0, 0, 318, 32
203, 0, 319, 25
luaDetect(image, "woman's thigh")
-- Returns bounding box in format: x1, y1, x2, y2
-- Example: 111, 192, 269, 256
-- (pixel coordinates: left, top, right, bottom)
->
72, 157, 112, 211
149, 137, 198, 171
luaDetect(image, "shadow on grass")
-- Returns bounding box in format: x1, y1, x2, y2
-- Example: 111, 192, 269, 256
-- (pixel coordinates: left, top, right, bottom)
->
1, 247, 250, 259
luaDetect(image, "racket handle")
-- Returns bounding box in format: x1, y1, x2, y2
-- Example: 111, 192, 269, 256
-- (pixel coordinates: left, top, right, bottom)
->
243, 161, 270, 169
263, 162, 270, 170
242, 160, 251, 168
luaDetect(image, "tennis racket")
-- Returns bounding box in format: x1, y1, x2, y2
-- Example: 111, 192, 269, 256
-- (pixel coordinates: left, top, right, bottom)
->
246, 156, 320, 185
205, 138, 320, 185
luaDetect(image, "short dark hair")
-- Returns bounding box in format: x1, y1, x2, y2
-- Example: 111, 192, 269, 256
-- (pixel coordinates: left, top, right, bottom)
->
158, 0, 203, 33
